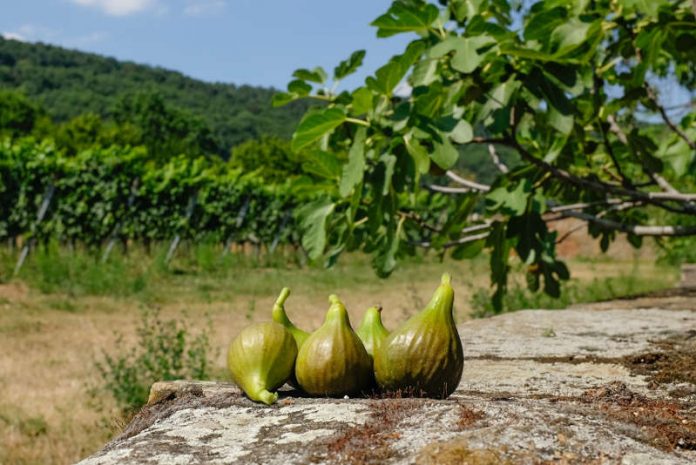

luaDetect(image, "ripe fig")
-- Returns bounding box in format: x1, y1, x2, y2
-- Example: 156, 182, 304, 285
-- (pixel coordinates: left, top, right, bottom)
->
356, 305, 389, 359
374, 273, 463, 399
271, 287, 309, 348
295, 294, 372, 396
227, 322, 297, 405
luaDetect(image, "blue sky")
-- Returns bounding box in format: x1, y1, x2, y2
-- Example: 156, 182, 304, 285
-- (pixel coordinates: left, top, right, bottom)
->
1, 0, 411, 90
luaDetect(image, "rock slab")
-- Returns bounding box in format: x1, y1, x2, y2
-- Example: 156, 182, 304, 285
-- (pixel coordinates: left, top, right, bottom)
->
78, 304, 696, 465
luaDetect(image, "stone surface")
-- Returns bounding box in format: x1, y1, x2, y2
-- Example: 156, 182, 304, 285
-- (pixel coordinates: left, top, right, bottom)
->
78, 301, 696, 465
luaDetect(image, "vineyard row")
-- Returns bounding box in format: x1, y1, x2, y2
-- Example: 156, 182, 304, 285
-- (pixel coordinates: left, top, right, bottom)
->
0, 140, 305, 255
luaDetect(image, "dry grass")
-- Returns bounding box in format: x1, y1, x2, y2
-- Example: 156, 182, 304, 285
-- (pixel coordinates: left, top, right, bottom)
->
0, 252, 675, 465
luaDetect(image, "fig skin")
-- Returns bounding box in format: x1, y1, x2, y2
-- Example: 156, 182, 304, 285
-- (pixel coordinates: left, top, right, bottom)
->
227, 322, 298, 405
295, 295, 372, 397
271, 287, 309, 348
374, 273, 463, 399
356, 305, 389, 359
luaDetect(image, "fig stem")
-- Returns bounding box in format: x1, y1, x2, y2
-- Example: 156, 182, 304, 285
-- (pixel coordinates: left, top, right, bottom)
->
275, 287, 291, 307
441, 273, 451, 285
252, 389, 278, 405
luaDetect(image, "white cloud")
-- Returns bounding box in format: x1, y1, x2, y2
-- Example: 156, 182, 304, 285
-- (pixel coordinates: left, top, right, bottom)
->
2, 32, 26, 41
2, 24, 58, 42
184, 0, 226, 16
2, 24, 107, 47
70, 0, 158, 16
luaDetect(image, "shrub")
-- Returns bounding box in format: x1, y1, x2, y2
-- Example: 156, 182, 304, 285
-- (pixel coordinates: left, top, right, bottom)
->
95, 307, 213, 414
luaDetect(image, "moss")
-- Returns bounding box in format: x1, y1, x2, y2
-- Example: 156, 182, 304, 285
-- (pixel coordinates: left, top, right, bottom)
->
623, 330, 696, 387
455, 404, 485, 430
416, 439, 511, 465
312, 398, 427, 465
579, 382, 696, 451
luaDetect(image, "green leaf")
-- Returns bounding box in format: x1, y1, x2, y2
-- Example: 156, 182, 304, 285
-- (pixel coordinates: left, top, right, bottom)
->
334, 50, 366, 80
429, 37, 459, 58
548, 107, 574, 135
381, 153, 397, 196
524, 6, 567, 43
450, 36, 496, 73
287, 79, 312, 96
413, 84, 445, 118
449, 119, 473, 144
486, 180, 531, 216
410, 58, 438, 86
430, 35, 496, 74
449, 0, 485, 22
339, 128, 366, 197
291, 108, 347, 151
451, 238, 485, 259
302, 150, 342, 180
373, 219, 403, 278
292, 67, 328, 84
551, 19, 591, 56
527, 68, 574, 135
658, 131, 696, 176
297, 198, 335, 260
351, 87, 373, 115
620, 0, 668, 18
272, 92, 295, 107
366, 62, 404, 97
431, 137, 459, 169
404, 134, 430, 174
372, 2, 440, 38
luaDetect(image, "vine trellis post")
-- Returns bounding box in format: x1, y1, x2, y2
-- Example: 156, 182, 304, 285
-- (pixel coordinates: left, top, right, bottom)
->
164, 193, 198, 265
222, 195, 251, 256
101, 178, 140, 263
14, 183, 55, 276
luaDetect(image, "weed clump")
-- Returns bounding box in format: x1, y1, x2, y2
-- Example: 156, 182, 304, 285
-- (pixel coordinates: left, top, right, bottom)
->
95, 307, 214, 414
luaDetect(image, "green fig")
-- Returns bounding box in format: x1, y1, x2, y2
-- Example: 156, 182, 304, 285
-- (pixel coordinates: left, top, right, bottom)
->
374, 273, 463, 399
227, 322, 297, 405
356, 305, 389, 359
271, 287, 309, 348
295, 295, 372, 396
271, 287, 308, 389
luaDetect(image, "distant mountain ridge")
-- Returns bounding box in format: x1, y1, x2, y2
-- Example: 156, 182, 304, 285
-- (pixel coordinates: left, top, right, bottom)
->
0, 36, 307, 152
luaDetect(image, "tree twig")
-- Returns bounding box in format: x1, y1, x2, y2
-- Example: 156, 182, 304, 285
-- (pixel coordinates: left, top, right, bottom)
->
488, 144, 509, 173
426, 184, 475, 194
445, 171, 491, 192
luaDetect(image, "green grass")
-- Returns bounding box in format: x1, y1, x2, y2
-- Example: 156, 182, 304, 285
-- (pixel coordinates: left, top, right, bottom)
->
0, 242, 679, 317
470, 265, 677, 318
0, 241, 483, 303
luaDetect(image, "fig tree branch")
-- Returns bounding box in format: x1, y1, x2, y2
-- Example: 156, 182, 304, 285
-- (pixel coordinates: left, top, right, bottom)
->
505, 139, 696, 214
645, 85, 696, 150
558, 210, 696, 236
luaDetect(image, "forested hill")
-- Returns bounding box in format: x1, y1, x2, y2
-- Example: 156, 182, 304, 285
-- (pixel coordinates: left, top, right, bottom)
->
0, 37, 307, 152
